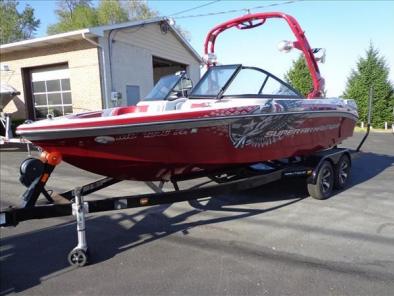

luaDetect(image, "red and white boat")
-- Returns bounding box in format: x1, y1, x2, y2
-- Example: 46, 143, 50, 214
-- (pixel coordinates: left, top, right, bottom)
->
16, 12, 358, 181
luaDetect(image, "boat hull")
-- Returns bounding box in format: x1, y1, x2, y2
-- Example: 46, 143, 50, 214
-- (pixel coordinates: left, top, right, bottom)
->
31, 111, 357, 181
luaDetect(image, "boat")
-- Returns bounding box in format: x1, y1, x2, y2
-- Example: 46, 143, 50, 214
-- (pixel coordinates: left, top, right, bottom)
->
16, 12, 358, 181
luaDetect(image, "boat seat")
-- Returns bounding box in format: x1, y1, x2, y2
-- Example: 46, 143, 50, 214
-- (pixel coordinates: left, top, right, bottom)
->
147, 98, 187, 111
165, 98, 187, 111
110, 105, 149, 116
105, 99, 187, 116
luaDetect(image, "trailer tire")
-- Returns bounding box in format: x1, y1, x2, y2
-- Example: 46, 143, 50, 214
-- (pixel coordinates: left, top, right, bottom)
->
307, 160, 334, 200
334, 154, 351, 190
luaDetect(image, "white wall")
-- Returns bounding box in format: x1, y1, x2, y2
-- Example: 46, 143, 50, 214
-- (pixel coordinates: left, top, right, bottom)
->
99, 23, 201, 107
112, 41, 154, 104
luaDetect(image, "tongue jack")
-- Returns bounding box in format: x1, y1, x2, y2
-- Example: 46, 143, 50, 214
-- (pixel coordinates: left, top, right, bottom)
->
19, 151, 62, 208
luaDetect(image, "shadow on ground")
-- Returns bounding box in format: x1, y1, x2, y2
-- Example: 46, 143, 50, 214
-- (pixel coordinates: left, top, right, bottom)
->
0, 142, 35, 153
0, 151, 393, 294
348, 152, 394, 187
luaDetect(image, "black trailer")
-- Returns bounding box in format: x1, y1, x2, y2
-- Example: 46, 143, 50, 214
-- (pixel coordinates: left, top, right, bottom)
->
1, 144, 361, 267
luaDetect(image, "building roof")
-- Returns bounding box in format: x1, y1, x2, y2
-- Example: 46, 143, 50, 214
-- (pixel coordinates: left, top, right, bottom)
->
0, 17, 202, 62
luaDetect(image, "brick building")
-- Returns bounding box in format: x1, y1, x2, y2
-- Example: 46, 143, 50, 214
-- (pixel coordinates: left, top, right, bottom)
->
0, 18, 201, 120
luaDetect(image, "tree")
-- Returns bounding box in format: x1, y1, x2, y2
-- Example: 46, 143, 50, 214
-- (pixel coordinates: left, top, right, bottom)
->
124, 0, 158, 20
122, 0, 192, 40
0, 0, 40, 44
48, 0, 158, 34
284, 55, 314, 97
343, 44, 394, 128
56, 0, 91, 16
47, 0, 97, 35
47, 0, 190, 40
97, 0, 128, 25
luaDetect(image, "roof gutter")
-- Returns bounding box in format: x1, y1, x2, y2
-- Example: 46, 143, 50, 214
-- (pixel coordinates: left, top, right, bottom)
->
82, 32, 109, 109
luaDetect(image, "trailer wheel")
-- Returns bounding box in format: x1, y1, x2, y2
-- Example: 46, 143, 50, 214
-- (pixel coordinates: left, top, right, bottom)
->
68, 248, 88, 267
307, 161, 334, 200
334, 154, 351, 190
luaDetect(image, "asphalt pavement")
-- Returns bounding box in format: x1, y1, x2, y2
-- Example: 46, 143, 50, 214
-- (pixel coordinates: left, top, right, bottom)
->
0, 131, 393, 296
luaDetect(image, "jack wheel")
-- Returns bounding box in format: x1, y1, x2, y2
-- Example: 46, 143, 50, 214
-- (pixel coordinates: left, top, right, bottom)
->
307, 160, 334, 200
68, 249, 88, 267
334, 154, 351, 189
19, 158, 44, 187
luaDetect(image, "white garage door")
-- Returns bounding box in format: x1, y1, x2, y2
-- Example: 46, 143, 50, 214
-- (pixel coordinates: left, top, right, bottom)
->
31, 65, 73, 119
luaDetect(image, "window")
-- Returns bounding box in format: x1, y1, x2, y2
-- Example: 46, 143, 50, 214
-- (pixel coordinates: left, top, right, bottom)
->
190, 65, 240, 97
261, 77, 298, 96
224, 68, 268, 95
31, 65, 73, 119
224, 68, 299, 97
190, 65, 301, 99
144, 74, 180, 101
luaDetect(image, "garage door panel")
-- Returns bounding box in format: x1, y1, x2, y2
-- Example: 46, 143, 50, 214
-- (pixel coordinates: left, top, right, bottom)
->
30, 64, 73, 119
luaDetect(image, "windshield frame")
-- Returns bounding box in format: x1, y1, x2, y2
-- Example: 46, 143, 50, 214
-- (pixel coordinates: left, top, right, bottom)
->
143, 72, 185, 101
189, 65, 303, 99
189, 64, 242, 99
223, 66, 303, 98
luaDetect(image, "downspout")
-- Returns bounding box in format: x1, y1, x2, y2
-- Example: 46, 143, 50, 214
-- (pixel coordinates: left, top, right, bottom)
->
108, 28, 116, 95
82, 32, 109, 109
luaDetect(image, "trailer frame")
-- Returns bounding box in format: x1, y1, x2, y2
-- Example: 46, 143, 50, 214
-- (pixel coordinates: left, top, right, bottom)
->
0, 146, 358, 266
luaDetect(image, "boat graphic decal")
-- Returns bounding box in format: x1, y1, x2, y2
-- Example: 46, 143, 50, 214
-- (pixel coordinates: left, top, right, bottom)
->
229, 114, 305, 149
264, 123, 340, 138
230, 116, 341, 149
229, 100, 343, 149
113, 128, 195, 141
203, 106, 260, 118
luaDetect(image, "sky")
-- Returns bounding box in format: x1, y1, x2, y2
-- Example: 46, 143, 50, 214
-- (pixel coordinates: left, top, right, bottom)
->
17, 0, 394, 97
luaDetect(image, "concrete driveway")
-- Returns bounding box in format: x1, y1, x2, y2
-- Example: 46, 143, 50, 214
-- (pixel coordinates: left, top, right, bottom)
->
0, 132, 393, 296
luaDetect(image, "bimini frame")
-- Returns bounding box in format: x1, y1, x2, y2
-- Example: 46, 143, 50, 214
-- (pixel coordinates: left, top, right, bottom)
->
203, 12, 324, 98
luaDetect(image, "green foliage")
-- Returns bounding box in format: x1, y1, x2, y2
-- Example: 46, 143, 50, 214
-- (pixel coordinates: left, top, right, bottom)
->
47, 0, 97, 34
284, 55, 314, 97
48, 0, 158, 33
56, 0, 91, 13
47, 0, 189, 40
125, 0, 158, 20
97, 0, 128, 25
343, 44, 394, 128
0, 0, 40, 44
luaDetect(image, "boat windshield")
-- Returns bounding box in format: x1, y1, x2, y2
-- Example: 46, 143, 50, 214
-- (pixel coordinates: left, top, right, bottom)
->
189, 65, 240, 98
190, 65, 302, 99
144, 74, 182, 101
